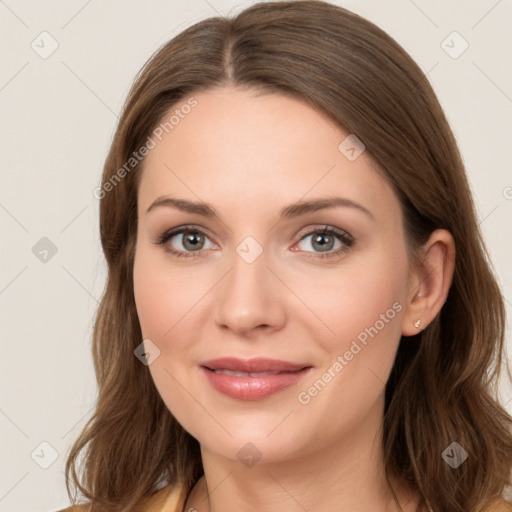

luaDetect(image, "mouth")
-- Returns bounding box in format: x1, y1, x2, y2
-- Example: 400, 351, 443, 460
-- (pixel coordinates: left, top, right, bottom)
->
200, 356, 311, 373
199, 357, 313, 400
205, 369, 296, 377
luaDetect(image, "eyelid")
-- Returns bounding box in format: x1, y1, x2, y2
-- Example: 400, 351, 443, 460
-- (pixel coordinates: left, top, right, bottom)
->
295, 224, 353, 243
154, 224, 217, 254
291, 225, 354, 260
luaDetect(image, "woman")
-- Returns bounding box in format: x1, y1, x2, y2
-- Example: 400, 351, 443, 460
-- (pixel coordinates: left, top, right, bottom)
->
60, 1, 512, 511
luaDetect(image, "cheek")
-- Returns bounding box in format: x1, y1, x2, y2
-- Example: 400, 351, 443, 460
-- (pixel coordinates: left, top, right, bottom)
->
298, 246, 407, 352
133, 246, 200, 343
293, 246, 408, 411
133, 268, 172, 341
133, 248, 204, 429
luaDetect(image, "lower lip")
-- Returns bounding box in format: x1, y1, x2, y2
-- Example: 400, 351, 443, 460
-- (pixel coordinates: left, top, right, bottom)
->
201, 366, 312, 400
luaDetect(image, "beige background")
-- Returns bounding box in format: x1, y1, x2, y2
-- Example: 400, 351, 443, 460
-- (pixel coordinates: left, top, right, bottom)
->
1, 0, 511, 510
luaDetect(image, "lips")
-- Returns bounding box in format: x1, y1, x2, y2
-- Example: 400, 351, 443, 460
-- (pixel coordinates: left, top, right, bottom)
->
200, 357, 313, 400
201, 357, 310, 373
211, 369, 284, 377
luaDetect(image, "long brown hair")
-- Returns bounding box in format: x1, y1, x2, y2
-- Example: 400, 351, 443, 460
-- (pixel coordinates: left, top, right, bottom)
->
65, 1, 512, 510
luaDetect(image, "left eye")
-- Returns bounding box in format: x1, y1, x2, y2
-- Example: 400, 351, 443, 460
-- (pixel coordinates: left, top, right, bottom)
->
296, 230, 345, 253
292, 227, 354, 259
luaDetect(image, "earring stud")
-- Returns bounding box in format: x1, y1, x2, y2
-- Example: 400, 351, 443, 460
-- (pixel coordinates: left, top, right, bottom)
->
414, 320, 422, 330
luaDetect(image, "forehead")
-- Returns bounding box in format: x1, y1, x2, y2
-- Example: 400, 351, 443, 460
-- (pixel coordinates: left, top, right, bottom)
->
137, 86, 401, 225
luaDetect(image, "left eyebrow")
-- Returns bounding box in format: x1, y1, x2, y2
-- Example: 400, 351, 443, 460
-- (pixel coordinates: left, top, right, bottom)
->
145, 196, 376, 222
279, 197, 375, 222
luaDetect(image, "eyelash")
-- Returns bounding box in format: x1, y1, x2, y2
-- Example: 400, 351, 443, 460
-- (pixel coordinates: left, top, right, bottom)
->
153, 224, 354, 261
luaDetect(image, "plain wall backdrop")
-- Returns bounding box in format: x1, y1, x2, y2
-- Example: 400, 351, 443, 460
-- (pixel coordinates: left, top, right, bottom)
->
1, 0, 511, 510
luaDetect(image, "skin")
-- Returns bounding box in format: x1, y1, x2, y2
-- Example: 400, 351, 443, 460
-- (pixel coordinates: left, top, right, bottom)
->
133, 85, 455, 512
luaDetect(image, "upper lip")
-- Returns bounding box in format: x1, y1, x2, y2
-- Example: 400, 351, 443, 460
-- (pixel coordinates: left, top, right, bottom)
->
201, 357, 311, 373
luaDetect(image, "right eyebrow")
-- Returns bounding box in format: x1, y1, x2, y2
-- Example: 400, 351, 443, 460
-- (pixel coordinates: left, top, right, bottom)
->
146, 196, 216, 217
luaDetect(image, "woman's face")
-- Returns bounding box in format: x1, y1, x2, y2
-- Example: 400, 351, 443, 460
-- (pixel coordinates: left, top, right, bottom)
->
133, 86, 414, 464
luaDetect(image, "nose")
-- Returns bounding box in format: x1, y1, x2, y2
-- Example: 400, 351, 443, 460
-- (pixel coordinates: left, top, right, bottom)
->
214, 246, 287, 337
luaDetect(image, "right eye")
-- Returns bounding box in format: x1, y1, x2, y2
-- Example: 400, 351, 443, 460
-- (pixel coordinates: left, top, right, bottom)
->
155, 226, 217, 258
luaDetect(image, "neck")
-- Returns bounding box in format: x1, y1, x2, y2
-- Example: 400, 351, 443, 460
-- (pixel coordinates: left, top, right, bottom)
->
184, 394, 421, 512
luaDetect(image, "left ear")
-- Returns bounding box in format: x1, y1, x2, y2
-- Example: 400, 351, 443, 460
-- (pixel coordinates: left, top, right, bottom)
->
401, 229, 456, 336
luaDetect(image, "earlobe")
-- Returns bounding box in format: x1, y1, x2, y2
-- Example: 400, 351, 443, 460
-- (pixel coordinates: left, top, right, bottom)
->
401, 229, 456, 337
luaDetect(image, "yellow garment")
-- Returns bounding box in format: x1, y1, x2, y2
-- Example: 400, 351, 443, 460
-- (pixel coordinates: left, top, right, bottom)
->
57, 484, 512, 512
57, 484, 187, 512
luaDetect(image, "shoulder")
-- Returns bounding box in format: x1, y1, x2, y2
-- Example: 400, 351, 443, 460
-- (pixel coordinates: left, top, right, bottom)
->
54, 493, 512, 512
55, 483, 188, 512
55, 506, 89, 512
481, 497, 512, 512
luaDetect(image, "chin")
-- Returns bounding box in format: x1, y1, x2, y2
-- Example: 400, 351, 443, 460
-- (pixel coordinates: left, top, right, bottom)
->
199, 430, 311, 466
